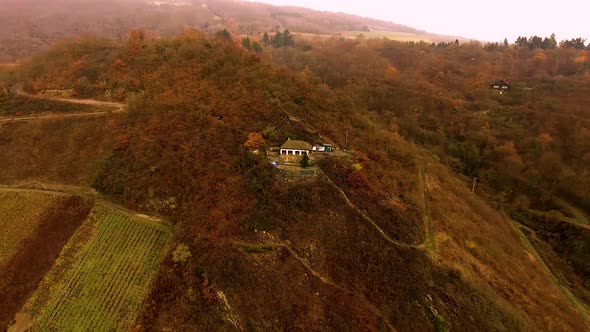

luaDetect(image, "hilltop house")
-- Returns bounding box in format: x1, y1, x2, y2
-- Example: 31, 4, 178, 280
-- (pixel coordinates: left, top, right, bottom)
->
280, 139, 313, 156
491, 80, 510, 91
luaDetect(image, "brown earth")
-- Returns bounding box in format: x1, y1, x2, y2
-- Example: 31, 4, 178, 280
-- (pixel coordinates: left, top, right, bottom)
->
0, 116, 115, 187
0, 195, 93, 330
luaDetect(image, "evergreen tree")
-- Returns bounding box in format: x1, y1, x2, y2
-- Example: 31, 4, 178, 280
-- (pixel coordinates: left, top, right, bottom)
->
262, 32, 270, 46
515, 36, 529, 48
503, 38, 509, 46
252, 41, 263, 53
283, 29, 294, 46
530, 36, 543, 49
300, 154, 310, 168
560, 37, 587, 49
216, 29, 232, 41
271, 30, 283, 48
543, 33, 557, 49
241, 37, 251, 50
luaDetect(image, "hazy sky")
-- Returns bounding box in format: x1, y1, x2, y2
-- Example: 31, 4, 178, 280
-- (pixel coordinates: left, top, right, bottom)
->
249, 0, 589, 42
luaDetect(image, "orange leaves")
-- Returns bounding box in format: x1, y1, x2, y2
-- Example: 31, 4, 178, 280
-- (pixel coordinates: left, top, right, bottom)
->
347, 169, 369, 190
243, 132, 265, 149
384, 65, 398, 81
537, 132, 553, 150
114, 88, 127, 101
493, 141, 525, 173
574, 55, 588, 64
179, 28, 204, 41
113, 59, 127, 69
533, 50, 547, 62
200, 275, 217, 304
114, 133, 131, 150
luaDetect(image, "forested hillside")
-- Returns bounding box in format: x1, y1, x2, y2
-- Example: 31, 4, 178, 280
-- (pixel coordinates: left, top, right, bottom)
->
2, 27, 589, 330
0, 0, 458, 62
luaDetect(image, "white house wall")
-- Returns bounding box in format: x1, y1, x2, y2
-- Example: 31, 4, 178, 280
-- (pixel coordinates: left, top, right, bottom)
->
280, 149, 310, 156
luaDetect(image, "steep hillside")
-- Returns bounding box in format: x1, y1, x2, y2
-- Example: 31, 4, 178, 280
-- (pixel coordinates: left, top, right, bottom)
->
3, 32, 589, 330
0, 116, 115, 186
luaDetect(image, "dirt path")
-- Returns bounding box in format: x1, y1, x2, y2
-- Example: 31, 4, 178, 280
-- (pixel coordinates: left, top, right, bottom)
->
511, 220, 590, 326
233, 239, 397, 331
0, 185, 165, 224
552, 196, 589, 226
418, 167, 435, 252
0, 90, 126, 123
323, 174, 424, 250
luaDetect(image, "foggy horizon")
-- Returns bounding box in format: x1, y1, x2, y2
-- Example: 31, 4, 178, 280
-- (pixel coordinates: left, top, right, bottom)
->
247, 0, 590, 42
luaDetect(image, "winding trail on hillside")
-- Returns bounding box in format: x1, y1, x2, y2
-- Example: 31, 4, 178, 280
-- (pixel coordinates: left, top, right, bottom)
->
0, 90, 126, 123
418, 167, 435, 252
322, 174, 427, 250
232, 240, 397, 331
511, 220, 590, 326
284, 109, 432, 252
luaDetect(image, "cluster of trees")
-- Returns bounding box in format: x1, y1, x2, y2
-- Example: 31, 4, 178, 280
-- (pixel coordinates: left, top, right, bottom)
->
515, 34, 558, 49
429, 39, 460, 48
262, 30, 294, 48
241, 37, 263, 52
559, 37, 588, 49
515, 34, 588, 49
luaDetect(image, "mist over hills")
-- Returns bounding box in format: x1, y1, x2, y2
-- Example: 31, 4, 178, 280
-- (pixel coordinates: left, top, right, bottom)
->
0, 0, 465, 62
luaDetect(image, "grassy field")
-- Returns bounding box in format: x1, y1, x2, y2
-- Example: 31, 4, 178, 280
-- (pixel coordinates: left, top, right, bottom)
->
0, 116, 114, 186
19, 204, 172, 331
0, 191, 61, 268
341, 29, 434, 42
0, 190, 92, 330
294, 29, 434, 43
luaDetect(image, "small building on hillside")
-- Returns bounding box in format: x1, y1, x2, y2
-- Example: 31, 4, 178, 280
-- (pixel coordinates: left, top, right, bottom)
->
313, 144, 333, 152
280, 139, 313, 156
491, 80, 510, 91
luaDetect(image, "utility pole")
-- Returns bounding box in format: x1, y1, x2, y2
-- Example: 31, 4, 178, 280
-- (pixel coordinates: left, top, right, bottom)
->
472, 177, 478, 193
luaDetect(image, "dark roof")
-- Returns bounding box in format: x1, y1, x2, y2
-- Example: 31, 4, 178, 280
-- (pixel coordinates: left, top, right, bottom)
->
280, 140, 313, 150
492, 80, 510, 86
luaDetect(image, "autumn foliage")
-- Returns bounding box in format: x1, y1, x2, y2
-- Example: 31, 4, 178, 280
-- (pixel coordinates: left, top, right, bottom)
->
8, 30, 590, 331
243, 132, 265, 149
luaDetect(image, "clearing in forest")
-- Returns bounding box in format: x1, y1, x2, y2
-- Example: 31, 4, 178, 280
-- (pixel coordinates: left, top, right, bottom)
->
18, 204, 172, 331
0, 191, 61, 268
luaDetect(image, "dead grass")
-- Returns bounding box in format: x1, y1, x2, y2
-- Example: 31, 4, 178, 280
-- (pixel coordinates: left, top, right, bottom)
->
426, 163, 588, 330
0, 116, 115, 186
0, 191, 59, 268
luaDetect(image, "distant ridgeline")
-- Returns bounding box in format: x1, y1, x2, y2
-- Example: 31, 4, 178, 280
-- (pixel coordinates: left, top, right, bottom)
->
148, 0, 192, 7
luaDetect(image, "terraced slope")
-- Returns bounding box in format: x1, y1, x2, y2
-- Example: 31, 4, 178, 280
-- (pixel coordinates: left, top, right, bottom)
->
0, 190, 59, 267
18, 204, 172, 331
0, 190, 92, 330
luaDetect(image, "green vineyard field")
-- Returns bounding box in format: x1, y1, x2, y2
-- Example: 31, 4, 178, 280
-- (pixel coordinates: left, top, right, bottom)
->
25, 204, 172, 331
0, 191, 60, 268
